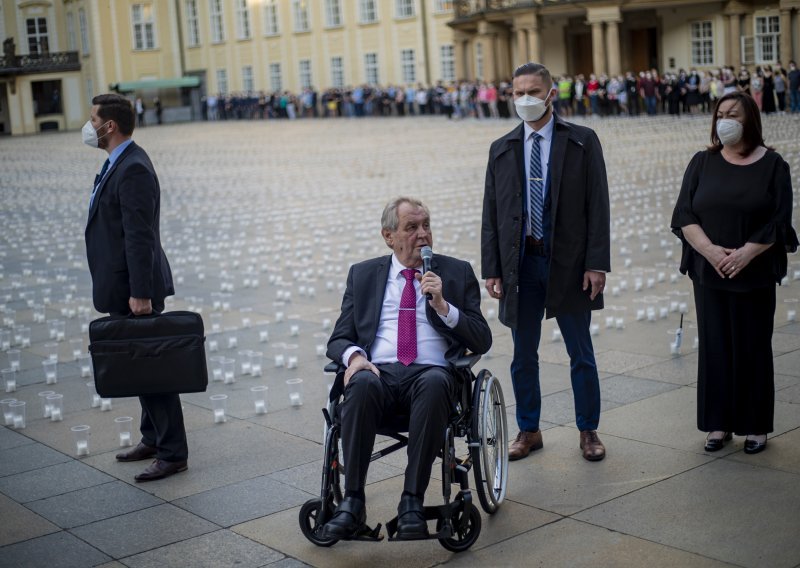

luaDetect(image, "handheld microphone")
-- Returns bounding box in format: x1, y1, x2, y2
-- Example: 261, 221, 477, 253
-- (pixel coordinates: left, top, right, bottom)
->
420, 246, 433, 300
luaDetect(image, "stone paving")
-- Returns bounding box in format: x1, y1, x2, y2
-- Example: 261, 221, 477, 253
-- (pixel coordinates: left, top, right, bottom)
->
0, 113, 799, 568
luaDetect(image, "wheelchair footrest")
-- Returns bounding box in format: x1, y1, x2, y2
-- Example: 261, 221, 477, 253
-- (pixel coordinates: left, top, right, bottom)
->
341, 523, 384, 542
385, 502, 465, 541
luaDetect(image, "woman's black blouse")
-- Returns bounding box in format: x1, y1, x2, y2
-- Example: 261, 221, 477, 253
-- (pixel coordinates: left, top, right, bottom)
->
671, 149, 798, 291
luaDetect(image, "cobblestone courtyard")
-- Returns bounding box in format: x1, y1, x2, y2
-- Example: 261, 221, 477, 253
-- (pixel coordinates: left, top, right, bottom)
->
0, 114, 799, 567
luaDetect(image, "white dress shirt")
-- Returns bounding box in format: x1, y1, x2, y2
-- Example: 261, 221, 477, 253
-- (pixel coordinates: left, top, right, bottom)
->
342, 254, 460, 367
523, 115, 554, 237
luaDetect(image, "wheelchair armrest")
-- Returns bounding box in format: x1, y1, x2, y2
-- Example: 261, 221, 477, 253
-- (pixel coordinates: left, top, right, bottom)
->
453, 353, 481, 370
324, 361, 342, 374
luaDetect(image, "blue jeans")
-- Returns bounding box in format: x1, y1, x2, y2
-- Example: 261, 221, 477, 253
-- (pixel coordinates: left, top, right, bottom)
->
646, 96, 657, 115
510, 254, 601, 432
790, 89, 800, 113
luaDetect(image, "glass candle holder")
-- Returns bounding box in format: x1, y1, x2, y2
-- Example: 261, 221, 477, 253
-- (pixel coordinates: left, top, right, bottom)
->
9, 400, 26, 429
71, 425, 90, 456
3, 368, 16, 393
238, 350, 252, 376
45, 342, 59, 362
221, 358, 235, 384
115, 416, 134, 447
70, 338, 83, 361
38, 390, 56, 417
249, 351, 263, 377
210, 394, 228, 423
7, 349, 21, 372
100, 398, 113, 411
47, 394, 64, 421
1, 398, 17, 425
286, 378, 304, 407
42, 360, 58, 384
86, 381, 101, 408
78, 354, 93, 378
251, 385, 268, 415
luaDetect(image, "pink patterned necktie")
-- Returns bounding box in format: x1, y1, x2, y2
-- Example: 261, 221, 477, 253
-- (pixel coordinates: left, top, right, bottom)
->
397, 268, 418, 366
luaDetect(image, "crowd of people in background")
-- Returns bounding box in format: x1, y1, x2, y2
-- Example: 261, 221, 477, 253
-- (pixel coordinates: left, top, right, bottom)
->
199, 61, 800, 122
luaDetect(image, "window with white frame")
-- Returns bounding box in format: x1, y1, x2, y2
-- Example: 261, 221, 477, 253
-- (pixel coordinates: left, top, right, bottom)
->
242, 65, 254, 91
26, 17, 48, 55
235, 0, 251, 39
396, 0, 414, 18
216, 68, 228, 94
325, 0, 342, 27
132, 4, 156, 50
263, 0, 279, 35
440, 44, 455, 81
433, 0, 453, 12
401, 49, 416, 83
299, 59, 312, 88
292, 0, 310, 32
755, 15, 780, 63
66, 12, 77, 51
79, 9, 90, 54
186, 0, 200, 46
210, 0, 225, 43
475, 42, 484, 80
364, 52, 379, 84
269, 62, 282, 91
690, 21, 713, 66
330, 56, 344, 87
359, 0, 377, 23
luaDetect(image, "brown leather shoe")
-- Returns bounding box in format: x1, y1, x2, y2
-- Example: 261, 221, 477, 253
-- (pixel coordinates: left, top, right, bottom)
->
508, 430, 543, 461
134, 459, 188, 482
580, 430, 606, 461
116, 442, 157, 462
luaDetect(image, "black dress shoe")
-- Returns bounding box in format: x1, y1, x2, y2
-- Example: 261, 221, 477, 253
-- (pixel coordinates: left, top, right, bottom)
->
744, 436, 768, 455
320, 497, 366, 539
116, 442, 157, 462
134, 459, 188, 482
704, 432, 732, 452
396, 494, 428, 540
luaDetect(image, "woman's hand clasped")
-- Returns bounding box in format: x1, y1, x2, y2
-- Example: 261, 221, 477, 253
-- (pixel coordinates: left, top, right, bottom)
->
717, 246, 756, 279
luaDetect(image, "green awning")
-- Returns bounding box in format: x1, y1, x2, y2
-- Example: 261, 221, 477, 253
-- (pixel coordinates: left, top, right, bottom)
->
110, 77, 200, 92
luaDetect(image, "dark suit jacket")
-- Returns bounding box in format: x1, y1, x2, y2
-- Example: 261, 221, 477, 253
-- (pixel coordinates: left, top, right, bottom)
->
85, 141, 174, 314
327, 254, 492, 366
481, 114, 610, 327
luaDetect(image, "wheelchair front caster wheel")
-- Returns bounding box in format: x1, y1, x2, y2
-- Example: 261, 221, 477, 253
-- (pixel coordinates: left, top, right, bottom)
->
299, 498, 339, 547
437, 503, 482, 552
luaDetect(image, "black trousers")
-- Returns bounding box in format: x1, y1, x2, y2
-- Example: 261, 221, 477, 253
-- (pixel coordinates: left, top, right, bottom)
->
340, 363, 454, 498
112, 306, 188, 462
694, 283, 776, 435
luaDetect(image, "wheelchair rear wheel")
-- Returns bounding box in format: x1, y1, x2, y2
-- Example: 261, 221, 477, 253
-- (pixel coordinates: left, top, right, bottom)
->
299, 498, 339, 547
437, 502, 482, 552
471, 369, 509, 514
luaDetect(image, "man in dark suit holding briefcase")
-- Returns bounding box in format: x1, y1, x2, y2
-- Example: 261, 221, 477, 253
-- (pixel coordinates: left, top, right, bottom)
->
83, 93, 188, 481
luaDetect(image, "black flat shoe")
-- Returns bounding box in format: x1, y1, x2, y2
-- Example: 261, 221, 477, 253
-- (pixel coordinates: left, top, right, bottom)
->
320, 497, 366, 539
704, 432, 732, 452
396, 494, 428, 540
744, 436, 768, 455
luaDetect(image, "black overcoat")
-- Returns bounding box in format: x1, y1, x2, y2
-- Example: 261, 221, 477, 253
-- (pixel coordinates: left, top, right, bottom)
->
481, 115, 610, 328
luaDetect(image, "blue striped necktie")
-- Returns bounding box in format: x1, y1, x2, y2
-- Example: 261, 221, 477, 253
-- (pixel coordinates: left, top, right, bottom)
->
529, 132, 543, 239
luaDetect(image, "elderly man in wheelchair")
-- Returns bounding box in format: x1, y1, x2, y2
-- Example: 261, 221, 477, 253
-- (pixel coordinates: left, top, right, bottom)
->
307, 197, 502, 547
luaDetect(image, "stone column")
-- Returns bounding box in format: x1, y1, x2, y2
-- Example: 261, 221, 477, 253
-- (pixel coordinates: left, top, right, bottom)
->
606, 19, 621, 76
591, 22, 606, 74
729, 13, 741, 69
516, 27, 528, 65
478, 21, 499, 81
527, 23, 541, 63
780, 8, 792, 64
495, 30, 512, 79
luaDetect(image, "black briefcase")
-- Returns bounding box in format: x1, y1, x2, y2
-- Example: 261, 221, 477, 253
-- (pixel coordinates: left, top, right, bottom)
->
89, 311, 208, 397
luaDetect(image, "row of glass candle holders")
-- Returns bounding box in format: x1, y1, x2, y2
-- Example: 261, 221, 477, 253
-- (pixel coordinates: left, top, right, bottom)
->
1, 381, 115, 427
3, 349, 93, 394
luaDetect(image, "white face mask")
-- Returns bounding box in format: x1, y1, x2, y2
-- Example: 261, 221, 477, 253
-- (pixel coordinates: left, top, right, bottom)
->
514, 93, 551, 122
82, 120, 110, 148
717, 118, 743, 146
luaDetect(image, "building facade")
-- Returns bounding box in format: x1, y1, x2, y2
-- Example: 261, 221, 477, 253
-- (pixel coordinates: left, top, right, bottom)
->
450, 0, 800, 81
0, 0, 798, 135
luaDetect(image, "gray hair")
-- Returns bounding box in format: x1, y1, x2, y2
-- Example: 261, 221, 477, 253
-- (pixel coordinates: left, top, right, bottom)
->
381, 196, 430, 232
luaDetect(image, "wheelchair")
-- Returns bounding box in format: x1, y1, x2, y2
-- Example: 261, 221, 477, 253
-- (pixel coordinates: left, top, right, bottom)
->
298, 354, 509, 552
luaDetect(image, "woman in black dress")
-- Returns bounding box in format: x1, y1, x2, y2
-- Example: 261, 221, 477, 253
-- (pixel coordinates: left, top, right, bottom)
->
761, 66, 777, 114
671, 92, 797, 455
